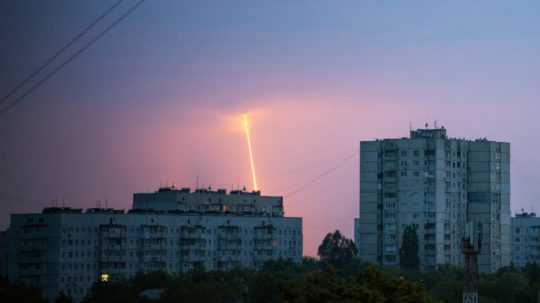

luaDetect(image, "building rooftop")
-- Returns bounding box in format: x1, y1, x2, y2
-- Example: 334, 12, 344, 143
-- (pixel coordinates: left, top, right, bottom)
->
35, 187, 284, 218
153, 186, 262, 196
410, 126, 448, 139
515, 211, 537, 218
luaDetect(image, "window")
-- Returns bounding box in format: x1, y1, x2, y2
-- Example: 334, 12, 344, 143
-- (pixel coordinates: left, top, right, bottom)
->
385, 255, 396, 262
424, 244, 436, 250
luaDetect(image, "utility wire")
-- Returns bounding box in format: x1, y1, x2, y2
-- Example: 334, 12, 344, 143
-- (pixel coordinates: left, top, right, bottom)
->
0, 0, 124, 106
284, 152, 358, 199
0, 0, 146, 117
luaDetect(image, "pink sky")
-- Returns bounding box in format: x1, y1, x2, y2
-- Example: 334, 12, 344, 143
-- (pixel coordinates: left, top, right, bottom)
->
2, 1, 540, 256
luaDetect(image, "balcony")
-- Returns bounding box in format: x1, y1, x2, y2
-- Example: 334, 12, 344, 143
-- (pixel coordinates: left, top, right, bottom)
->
141, 224, 167, 239
179, 225, 206, 250
16, 251, 47, 264
141, 238, 167, 250
99, 261, 127, 271
99, 224, 127, 239
17, 263, 47, 277
17, 238, 48, 252
217, 225, 242, 250
179, 249, 207, 262
216, 260, 241, 271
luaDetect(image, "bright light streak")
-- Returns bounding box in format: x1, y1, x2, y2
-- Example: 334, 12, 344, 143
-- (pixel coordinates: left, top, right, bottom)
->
242, 114, 258, 191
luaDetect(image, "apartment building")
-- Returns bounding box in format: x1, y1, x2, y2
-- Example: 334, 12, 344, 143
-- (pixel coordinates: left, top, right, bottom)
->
0, 231, 7, 278
512, 212, 540, 267
7, 187, 302, 302
355, 126, 510, 272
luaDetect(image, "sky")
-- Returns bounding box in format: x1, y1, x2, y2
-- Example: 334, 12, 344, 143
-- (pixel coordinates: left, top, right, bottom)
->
1, 0, 540, 256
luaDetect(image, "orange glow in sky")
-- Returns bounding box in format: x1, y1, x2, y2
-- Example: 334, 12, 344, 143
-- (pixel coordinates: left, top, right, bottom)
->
242, 114, 258, 191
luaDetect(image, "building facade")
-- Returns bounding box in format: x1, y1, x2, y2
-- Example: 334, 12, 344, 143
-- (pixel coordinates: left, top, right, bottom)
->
355, 127, 510, 272
511, 212, 540, 267
0, 231, 7, 278
7, 187, 302, 302
132, 187, 284, 216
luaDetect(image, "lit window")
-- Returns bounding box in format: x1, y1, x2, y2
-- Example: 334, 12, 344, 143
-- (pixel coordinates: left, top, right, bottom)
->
100, 273, 109, 282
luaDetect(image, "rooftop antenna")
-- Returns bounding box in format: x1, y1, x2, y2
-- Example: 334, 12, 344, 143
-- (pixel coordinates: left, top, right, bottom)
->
409, 121, 412, 132
434, 120, 438, 128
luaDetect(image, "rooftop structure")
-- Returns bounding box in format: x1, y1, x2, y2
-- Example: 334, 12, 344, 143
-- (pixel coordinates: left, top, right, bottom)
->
132, 187, 284, 217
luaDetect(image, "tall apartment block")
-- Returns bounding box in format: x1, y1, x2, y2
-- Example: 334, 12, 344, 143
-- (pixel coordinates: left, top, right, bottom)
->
354, 127, 510, 272
511, 212, 540, 267
7, 187, 302, 302
0, 231, 7, 278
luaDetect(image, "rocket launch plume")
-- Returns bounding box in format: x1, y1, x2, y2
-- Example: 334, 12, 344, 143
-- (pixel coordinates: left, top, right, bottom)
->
242, 114, 258, 191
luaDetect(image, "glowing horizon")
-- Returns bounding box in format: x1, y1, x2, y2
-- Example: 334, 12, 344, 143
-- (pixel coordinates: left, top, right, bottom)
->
242, 114, 258, 191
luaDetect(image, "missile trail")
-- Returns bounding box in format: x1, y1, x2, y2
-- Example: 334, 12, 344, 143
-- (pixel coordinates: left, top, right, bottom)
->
242, 114, 258, 191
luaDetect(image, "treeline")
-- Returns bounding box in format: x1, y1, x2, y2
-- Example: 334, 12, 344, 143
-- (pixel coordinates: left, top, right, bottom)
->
2, 230, 540, 302
81, 258, 433, 303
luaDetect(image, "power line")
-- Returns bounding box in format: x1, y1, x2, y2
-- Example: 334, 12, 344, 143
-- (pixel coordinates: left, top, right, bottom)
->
0, 0, 125, 107
284, 151, 358, 199
0, 0, 146, 117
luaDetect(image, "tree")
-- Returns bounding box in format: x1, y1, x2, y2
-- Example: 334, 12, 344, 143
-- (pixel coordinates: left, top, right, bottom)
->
400, 224, 420, 271
523, 262, 540, 286
81, 281, 137, 303
54, 292, 73, 303
0, 279, 46, 303
317, 230, 357, 266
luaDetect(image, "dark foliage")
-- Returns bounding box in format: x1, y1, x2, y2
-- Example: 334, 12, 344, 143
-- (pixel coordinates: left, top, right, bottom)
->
317, 230, 358, 267
54, 291, 74, 303
0, 276, 47, 303
6, 230, 540, 303
78, 260, 433, 303
400, 224, 420, 272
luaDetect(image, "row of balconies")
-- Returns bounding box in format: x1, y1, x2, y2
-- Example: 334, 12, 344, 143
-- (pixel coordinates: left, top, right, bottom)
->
179, 238, 206, 247
16, 238, 48, 251
254, 249, 275, 257
254, 239, 277, 248
99, 261, 127, 270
